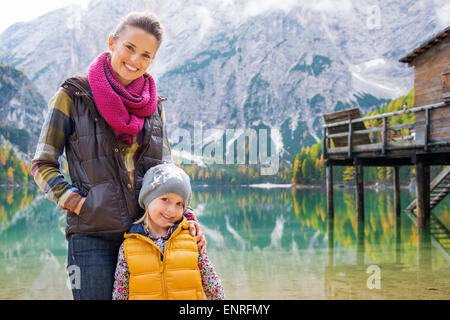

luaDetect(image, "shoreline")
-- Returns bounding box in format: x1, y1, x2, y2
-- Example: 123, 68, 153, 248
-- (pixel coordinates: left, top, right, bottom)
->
1, 182, 411, 190
0, 182, 37, 188
191, 183, 411, 189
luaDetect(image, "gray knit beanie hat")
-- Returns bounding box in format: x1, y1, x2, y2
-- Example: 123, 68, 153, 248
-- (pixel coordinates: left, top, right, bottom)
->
138, 163, 192, 210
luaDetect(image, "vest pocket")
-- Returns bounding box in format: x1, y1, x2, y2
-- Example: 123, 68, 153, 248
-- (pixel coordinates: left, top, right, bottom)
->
78, 181, 125, 232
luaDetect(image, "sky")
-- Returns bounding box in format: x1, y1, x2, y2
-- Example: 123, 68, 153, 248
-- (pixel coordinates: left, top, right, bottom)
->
0, 0, 90, 33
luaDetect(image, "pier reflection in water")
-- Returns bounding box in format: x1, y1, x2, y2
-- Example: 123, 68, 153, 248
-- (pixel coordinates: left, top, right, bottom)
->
325, 211, 448, 299
0, 186, 448, 299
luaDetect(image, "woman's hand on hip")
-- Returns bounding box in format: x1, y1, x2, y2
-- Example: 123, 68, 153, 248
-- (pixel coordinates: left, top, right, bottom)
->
73, 197, 86, 215
188, 220, 207, 254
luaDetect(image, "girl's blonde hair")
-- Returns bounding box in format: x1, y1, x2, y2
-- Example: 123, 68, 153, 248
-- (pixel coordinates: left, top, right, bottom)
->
134, 208, 150, 225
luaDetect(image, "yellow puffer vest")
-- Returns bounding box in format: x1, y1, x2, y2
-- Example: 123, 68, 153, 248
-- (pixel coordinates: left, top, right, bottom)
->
123, 217, 204, 300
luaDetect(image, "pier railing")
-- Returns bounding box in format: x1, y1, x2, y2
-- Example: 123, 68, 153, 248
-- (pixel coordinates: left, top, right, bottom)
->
322, 101, 450, 159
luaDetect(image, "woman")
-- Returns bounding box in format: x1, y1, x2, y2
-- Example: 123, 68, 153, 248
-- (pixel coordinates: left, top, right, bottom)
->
31, 11, 206, 300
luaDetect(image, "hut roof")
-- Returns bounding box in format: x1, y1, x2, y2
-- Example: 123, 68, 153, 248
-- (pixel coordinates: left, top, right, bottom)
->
399, 26, 450, 64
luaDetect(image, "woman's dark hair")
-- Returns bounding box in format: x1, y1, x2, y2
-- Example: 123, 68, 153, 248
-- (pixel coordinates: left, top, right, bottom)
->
113, 11, 163, 45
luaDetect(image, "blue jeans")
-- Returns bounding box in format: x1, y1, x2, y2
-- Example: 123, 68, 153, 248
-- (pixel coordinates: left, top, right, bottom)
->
67, 233, 124, 300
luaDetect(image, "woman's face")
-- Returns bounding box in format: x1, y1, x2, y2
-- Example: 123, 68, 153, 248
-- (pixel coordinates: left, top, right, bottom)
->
108, 25, 160, 87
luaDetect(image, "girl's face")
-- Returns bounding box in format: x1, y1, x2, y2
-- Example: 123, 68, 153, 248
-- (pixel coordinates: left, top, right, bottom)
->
108, 25, 159, 87
145, 193, 185, 237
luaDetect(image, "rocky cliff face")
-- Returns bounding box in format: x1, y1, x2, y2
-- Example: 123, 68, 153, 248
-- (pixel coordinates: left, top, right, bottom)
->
0, 0, 446, 163
0, 63, 47, 159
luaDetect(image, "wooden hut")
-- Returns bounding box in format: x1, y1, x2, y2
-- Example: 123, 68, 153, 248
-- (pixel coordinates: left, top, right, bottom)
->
399, 26, 450, 227
399, 26, 450, 106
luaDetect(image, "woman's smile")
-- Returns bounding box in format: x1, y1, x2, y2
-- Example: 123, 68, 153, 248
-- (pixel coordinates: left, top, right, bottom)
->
123, 62, 138, 72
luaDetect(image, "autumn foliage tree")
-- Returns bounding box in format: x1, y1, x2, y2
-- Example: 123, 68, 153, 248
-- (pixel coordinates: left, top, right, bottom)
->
0, 144, 31, 185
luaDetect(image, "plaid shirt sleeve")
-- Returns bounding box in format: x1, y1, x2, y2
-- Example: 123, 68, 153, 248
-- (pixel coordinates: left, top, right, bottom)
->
31, 89, 83, 212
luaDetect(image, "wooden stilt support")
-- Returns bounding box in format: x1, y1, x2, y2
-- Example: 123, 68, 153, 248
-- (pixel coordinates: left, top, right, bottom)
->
355, 164, 365, 265
394, 166, 401, 217
395, 215, 402, 264
356, 219, 365, 266
327, 217, 334, 267
355, 164, 364, 221
417, 225, 432, 280
326, 164, 334, 218
415, 161, 430, 228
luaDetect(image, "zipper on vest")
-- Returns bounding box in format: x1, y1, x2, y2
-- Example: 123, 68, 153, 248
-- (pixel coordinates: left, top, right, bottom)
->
160, 249, 167, 298
159, 223, 181, 299
134, 102, 164, 169
135, 117, 155, 167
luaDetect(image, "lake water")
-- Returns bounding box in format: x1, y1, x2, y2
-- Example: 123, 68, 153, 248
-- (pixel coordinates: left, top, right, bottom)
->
0, 185, 449, 299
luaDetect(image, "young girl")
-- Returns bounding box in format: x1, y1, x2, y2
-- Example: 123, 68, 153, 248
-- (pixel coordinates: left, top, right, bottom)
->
112, 163, 225, 300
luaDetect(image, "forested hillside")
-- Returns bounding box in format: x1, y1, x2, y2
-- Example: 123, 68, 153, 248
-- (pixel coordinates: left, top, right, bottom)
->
0, 143, 31, 185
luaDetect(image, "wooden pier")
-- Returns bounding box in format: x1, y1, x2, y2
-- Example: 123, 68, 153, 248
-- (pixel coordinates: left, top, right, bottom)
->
322, 26, 450, 229
322, 102, 450, 228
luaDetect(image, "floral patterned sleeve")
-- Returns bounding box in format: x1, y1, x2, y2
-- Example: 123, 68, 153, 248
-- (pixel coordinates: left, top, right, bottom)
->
198, 251, 225, 300
112, 243, 129, 300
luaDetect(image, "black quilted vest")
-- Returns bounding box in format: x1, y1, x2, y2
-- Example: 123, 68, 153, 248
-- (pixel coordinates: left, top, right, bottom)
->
61, 76, 164, 237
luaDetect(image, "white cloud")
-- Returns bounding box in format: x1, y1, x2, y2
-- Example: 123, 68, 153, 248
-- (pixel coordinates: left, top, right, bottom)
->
436, 3, 450, 28
220, 0, 353, 20
305, 0, 353, 13
243, 0, 301, 17
196, 6, 214, 39
0, 0, 90, 33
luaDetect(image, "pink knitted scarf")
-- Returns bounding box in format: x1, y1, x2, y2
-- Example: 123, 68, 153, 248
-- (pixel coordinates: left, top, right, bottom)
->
87, 51, 158, 145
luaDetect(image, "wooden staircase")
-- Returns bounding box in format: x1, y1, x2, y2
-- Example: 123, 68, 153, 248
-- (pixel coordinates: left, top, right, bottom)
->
404, 166, 450, 256
430, 215, 450, 253
405, 166, 450, 212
